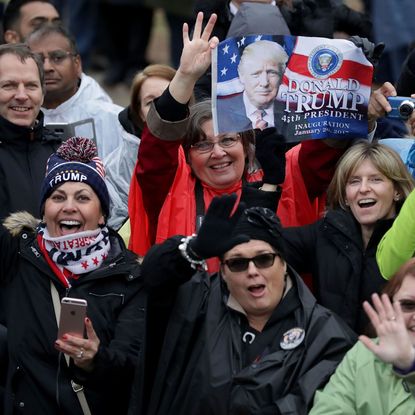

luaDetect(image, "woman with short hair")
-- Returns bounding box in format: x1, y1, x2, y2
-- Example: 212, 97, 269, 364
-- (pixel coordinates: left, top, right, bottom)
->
132, 194, 355, 415
128, 13, 285, 270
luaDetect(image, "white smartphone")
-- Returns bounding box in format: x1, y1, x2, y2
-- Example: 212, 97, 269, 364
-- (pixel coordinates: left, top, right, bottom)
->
57, 297, 87, 339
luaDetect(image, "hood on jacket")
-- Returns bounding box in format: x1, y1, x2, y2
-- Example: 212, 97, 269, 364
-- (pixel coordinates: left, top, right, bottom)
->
3, 211, 40, 237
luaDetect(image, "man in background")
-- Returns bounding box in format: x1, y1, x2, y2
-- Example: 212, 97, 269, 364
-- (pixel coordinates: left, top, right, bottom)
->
2, 0, 59, 43
26, 24, 140, 229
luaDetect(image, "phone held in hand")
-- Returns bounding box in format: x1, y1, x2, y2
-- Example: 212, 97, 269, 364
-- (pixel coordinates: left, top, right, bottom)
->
58, 297, 87, 340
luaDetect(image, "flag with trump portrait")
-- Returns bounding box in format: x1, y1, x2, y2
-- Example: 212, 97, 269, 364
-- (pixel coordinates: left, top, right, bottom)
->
212, 34, 374, 142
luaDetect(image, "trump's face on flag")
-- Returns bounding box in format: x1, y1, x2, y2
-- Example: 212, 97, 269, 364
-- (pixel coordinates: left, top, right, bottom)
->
238, 40, 288, 110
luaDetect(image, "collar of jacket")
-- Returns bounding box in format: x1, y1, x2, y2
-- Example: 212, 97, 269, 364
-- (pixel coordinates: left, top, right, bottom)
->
118, 106, 142, 137
0, 111, 44, 144
323, 208, 395, 251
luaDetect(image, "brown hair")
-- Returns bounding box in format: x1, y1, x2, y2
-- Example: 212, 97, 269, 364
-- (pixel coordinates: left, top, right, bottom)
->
129, 64, 177, 130
0, 43, 45, 92
383, 257, 415, 300
182, 99, 255, 171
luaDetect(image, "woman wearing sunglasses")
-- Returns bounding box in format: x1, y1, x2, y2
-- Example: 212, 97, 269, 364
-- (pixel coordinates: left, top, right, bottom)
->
310, 257, 415, 415
131, 194, 355, 415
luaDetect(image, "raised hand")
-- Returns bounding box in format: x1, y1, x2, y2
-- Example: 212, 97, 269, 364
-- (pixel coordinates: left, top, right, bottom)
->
359, 293, 415, 370
179, 12, 219, 80
189, 194, 250, 259
170, 12, 219, 104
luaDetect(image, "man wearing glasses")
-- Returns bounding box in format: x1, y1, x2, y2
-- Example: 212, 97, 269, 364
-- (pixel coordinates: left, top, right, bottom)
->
26, 24, 140, 229
3, 1, 112, 111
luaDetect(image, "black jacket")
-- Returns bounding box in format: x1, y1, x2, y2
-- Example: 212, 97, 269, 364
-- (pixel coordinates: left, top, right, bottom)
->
282, 208, 393, 333
0, 212, 145, 415
0, 112, 61, 221
131, 236, 356, 415
193, 0, 371, 100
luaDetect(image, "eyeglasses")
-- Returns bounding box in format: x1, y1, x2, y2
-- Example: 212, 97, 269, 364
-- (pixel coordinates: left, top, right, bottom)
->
223, 253, 278, 272
191, 135, 240, 153
397, 299, 415, 313
36, 50, 76, 65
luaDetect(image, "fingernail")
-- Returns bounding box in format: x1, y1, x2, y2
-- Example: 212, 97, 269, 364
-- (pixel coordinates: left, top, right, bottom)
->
85, 317, 90, 323
62, 334, 68, 340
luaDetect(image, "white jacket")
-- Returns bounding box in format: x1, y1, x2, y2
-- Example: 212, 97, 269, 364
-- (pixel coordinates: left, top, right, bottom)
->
42, 72, 140, 229
42, 73, 129, 159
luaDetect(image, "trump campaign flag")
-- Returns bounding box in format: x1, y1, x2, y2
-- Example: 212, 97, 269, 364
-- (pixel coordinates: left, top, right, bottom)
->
212, 35, 374, 142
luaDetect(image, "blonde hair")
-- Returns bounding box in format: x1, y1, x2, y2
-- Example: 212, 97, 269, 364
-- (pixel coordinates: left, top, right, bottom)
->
327, 140, 415, 210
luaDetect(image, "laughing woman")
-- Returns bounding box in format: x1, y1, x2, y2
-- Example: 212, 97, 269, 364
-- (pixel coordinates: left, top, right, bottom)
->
0, 137, 144, 414
128, 13, 286, 272
282, 141, 415, 333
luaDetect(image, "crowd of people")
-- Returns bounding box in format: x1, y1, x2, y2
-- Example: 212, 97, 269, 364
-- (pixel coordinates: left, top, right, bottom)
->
0, 0, 414, 414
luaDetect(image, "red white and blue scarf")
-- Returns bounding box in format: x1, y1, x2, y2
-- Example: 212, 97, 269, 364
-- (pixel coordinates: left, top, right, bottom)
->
37, 224, 110, 287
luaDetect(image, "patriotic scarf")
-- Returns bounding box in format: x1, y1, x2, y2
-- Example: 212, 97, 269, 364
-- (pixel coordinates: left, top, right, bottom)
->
37, 224, 110, 287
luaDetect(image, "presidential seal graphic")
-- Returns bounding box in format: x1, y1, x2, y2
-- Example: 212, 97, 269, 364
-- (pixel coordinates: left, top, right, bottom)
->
308, 45, 343, 79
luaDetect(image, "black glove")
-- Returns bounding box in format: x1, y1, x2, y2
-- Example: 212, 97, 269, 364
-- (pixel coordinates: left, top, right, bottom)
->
254, 127, 287, 185
189, 194, 250, 259
349, 36, 385, 69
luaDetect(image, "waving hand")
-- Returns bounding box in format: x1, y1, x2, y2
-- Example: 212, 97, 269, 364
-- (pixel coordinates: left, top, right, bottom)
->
169, 12, 219, 104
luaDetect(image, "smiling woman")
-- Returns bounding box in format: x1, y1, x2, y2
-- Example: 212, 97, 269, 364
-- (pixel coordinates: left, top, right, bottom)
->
282, 141, 415, 333
128, 13, 285, 271
0, 137, 145, 414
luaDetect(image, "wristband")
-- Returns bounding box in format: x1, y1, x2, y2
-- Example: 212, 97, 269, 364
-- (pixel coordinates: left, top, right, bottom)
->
178, 235, 207, 271
393, 349, 415, 375
394, 360, 415, 375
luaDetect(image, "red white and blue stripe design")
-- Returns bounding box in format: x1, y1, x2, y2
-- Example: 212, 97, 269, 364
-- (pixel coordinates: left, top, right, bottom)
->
212, 34, 373, 142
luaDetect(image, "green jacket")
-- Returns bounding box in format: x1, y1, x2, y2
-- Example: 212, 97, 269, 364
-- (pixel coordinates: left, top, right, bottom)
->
309, 341, 415, 415
377, 188, 415, 279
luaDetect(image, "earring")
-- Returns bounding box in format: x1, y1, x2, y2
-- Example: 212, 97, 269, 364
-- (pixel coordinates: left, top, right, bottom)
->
394, 194, 400, 201
345, 200, 349, 206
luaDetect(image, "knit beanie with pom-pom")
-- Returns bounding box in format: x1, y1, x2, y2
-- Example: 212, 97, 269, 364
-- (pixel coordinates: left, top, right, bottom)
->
39, 137, 110, 217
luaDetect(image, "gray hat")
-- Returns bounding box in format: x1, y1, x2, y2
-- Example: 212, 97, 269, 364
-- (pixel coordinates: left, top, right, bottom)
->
227, 3, 291, 38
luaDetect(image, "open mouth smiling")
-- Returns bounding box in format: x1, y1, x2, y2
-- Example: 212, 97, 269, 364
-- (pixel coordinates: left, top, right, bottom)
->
59, 220, 82, 233
210, 162, 232, 170
357, 198, 377, 208
10, 106, 30, 112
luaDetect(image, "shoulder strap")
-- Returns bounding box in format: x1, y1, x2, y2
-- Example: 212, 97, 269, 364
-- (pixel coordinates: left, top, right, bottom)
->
50, 282, 92, 415
195, 179, 205, 232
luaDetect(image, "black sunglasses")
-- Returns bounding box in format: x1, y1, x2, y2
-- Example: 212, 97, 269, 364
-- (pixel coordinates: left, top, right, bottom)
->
223, 253, 278, 272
